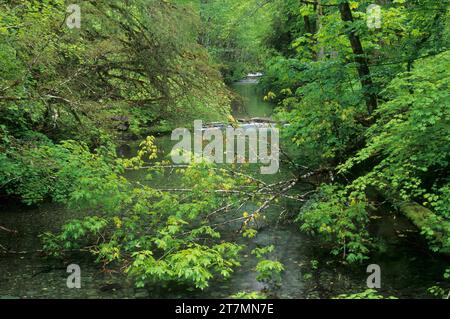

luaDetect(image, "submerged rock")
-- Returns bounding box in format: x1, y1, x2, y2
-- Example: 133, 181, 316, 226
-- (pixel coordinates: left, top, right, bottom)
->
99, 283, 122, 292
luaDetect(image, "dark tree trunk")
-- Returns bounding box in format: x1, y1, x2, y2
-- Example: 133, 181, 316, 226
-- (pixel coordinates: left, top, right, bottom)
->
338, 2, 378, 115
303, 15, 317, 59
303, 15, 313, 34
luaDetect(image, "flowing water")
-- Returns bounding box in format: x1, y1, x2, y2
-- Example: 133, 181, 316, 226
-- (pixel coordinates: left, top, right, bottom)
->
0, 80, 447, 299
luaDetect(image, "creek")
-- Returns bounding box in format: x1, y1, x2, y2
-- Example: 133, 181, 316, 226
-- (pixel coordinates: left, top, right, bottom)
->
0, 80, 447, 299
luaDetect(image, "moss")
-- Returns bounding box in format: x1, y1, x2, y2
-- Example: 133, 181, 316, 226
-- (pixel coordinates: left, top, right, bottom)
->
398, 202, 450, 255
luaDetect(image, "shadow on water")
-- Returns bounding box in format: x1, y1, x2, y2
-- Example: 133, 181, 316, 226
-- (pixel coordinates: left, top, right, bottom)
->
0, 80, 448, 299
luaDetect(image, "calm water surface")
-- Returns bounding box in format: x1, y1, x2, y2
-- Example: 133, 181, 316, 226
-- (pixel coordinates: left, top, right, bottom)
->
0, 81, 447, 299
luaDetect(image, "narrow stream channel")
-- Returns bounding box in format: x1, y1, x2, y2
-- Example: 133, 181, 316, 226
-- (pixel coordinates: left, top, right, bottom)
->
0, 80, 447, 299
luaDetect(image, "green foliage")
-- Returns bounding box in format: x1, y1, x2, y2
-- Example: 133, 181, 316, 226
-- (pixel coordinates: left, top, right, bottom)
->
275, 59, 365, 168
428, 267, 450, 299
255, 259, 284, 284
2, 0, 450, 298
342, 52, 450, 199
0, 0, 232, 203
257, 0, 450, 268
42, 216, 109, 254
334, 289, 397, 299
41, 144, 264, 290
193, 0, 276, 82
341, 52, 450, 253
251, 245, 275, 259
230, 291, 267, 299
251, 244, 284, 285
0, 134, 125, 206
428, 286, 449, 299
128, 243, 242, 289
0, 0, 231, 136
297, 185, 371, 263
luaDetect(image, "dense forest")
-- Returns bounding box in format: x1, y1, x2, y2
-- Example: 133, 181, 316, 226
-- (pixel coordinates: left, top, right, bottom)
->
0, 0, 449, 299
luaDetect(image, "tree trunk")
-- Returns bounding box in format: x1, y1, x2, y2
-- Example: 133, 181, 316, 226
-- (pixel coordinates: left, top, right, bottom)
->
303, 15, 317, 60
338, 2, 378, 115
316, 0, 325, 59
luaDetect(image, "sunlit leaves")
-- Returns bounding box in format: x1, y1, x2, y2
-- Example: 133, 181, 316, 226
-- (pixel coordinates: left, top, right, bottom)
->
41, 141, 256, 290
